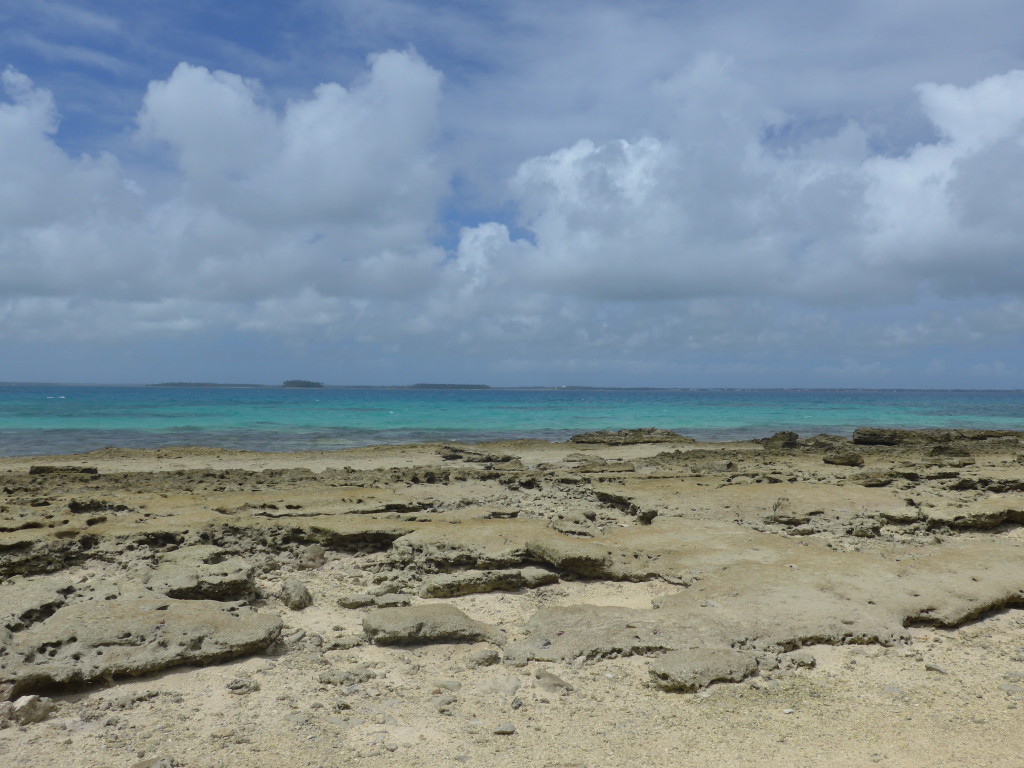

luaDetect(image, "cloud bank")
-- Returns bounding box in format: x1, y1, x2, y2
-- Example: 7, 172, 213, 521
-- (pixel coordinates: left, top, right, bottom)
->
2, 39, 1024, 385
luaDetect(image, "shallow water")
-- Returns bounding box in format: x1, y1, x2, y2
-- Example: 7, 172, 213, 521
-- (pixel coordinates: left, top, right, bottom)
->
1, 384, 1023, 456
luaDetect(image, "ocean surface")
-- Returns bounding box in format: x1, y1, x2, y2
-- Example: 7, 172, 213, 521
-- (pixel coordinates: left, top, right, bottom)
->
1, 385, 1023, 457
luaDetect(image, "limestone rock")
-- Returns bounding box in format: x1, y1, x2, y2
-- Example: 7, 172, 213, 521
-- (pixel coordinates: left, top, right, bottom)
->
0, 597, 282, 695
823, 451, 865, 468
1, 574, 75, 632
534, 669, 573, 694
780, 650, 816, 669
758, 431, 800, 450
418, 567, 558, 598
853, 427, 1022, 445
318, 666, 376, 686
362, 604, 504, 646
467, 648, 501, 667
338, 593, 376, 609
143, 545, 253, 600
373, 593, 411, 608
649, 648, 759, 691
924, 500, 1024, 530
280, 577, 313, 610
7, 695, 56, 724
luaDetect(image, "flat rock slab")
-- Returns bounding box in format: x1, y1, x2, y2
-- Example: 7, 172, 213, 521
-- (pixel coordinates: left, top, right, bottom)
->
418, 567, 558, 598
507, 535, 1024, 665
142, 545, 254, 600
1, 597, 282, 695
649, 648, 759, 691
362, 604, 505, 646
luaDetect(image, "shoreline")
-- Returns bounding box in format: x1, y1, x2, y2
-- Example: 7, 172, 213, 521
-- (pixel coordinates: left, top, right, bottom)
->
2, 428, 1024, 766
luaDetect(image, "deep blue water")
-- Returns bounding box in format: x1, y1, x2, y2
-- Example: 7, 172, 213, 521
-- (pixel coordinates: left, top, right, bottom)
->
1, 385, 1023, 456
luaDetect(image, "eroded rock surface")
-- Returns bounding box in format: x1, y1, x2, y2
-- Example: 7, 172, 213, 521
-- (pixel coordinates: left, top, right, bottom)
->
2, 429, 1023, 712
363, 604, 505, 646
0, 593, 282, 695
649, 648, 760, 691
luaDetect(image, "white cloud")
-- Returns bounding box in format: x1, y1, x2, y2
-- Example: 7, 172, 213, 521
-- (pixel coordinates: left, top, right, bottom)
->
450, 62, 1024, 312
3, 42, 1024, 385
0, 52, 449, 337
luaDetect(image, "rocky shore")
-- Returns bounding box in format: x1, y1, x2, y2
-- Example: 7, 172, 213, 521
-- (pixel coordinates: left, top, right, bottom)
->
2, 428, 1023, 766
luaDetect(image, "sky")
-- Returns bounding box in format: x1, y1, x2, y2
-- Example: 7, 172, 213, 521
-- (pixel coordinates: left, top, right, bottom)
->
2, 1, 1024, 388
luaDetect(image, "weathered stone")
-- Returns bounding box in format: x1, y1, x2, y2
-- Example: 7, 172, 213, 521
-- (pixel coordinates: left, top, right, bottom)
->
823, 451, 865, 468
280, 577, 313, 610
467, 648, 501, 667
0, 596, 282, 695
418, 567, 558, 598
318, 666, 376, 686
649, 648, 759, 691
225, 677, 260, 695
373, 593, 411, 608
878, 507, 921, 524
338, 593, 376, 609
924, 500, 1024, 530
28, 466, 98, 476
143, 546, 253, 600
0, 574, 75, 632
363, 605, 504, 646
9, 695, 56, 724
780, 650, 816, 669
534, 669, 573, 694
853, 427, 1023, 445
758, 431, 800, 450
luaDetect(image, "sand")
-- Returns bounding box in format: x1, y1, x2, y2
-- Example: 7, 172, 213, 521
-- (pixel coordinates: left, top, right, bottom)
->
1, 428, 1023, 767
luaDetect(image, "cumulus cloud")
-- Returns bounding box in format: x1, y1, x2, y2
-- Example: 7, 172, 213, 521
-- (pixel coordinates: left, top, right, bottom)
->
450, 60, 1024, 312
1, 52, 448, 341
3, 45, 1024, 385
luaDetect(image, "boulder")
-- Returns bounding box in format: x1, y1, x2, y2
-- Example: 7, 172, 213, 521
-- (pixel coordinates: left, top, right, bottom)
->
279, 577, 313, 610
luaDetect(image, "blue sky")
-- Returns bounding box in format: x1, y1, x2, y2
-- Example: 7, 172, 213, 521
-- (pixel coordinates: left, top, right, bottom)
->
2, 1, 1024, 387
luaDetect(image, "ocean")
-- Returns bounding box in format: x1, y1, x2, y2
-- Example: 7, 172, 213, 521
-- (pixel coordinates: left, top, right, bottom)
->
1, 384, 1023, 457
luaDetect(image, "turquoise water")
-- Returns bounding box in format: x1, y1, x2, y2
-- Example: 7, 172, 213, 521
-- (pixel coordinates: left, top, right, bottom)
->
1, 385, 1023, 456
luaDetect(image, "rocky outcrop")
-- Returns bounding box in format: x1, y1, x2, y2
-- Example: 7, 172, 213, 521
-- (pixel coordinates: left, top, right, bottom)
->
852, 428, 1023, 445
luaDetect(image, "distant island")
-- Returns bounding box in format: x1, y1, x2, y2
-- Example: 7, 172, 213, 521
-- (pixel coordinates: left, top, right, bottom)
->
281, 380, 324, 388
